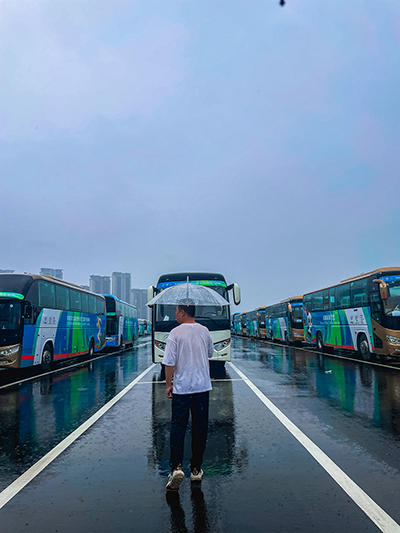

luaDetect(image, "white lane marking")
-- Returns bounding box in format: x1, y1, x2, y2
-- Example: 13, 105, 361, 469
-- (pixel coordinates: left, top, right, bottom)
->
228, 362, 400, 533
138, 340, 152, 347
0, 364, 156, 510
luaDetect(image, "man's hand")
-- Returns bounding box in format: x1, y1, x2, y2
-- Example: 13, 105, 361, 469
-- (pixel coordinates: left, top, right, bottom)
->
165, 365, 174, 399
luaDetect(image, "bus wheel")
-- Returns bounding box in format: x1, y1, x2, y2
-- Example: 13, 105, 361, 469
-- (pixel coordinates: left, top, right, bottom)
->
41, 344, 53, 372
88, 338, 95, 358
316, 332, 325, 352
270, 332, 274, 343
358, 334, 372, 361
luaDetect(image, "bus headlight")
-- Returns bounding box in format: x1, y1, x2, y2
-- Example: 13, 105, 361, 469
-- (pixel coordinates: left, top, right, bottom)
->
0, 345, 20, 357
214, 339, 230, 352
155, 341, 166, 351
386, 335, 400, 345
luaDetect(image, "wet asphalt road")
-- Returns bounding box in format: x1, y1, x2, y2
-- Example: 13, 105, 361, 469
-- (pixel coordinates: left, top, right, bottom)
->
1, 336, 400, 532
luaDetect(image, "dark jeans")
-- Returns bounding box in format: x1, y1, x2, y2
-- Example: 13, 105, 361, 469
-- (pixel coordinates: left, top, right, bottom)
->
170, 391, 209, 471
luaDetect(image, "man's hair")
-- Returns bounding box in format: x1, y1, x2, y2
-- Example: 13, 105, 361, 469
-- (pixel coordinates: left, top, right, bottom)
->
177, 304, 196, 318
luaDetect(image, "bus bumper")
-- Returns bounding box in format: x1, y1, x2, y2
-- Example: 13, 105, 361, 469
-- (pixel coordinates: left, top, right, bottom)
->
0, 344, 22, 369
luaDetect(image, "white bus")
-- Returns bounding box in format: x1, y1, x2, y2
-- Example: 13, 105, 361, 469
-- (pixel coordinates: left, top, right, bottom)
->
148, 272, 241, 366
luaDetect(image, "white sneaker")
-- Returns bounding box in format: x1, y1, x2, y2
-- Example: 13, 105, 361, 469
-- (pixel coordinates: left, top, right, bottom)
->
190, 468, 203, 482
166, 467, 185, 491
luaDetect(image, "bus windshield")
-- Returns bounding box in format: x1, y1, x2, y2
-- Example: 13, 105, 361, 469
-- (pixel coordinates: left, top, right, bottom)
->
155, 282, 229, 323
291, 305, 303, 326
0, 301, 22, 331
381, 276, 400, 317
156, 304, 229, 322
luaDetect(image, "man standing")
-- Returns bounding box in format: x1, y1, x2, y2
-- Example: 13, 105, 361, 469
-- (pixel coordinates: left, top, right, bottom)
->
163, 302, 214, 491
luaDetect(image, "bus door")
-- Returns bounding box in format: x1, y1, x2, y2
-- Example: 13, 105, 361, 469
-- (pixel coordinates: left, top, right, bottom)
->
278, 317, 287, 341
33, 309, 62, 365
118, 316, 124, 344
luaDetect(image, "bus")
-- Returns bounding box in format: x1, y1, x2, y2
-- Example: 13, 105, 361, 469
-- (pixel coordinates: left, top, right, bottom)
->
303, 267, 400, 359
138, 319, 147, 336
240, 313, 248, 336
103, 295, 138, 349
246, 310, 259, 338
0, 273, 106, 371
147, 272, 241, 365
257, 307, 268, 339
232, 312, 242, 335
265, 296, 304, 344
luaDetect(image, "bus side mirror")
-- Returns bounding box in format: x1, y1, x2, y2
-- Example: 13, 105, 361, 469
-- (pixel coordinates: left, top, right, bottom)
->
232, 283, 241, 305
24, 303, 33, 319
147, 286, 155, 304
373, 279, 388, 300
288, 303, 292, 313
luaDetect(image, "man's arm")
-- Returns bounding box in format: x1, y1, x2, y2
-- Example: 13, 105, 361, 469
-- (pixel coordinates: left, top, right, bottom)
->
165, 365, 175, 398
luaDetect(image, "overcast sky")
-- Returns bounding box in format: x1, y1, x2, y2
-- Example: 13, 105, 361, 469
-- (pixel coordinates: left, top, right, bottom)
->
1, 0, 399, 312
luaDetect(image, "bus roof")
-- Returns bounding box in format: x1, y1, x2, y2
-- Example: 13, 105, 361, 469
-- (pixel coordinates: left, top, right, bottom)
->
157, 272, 227, 284
279, 296, 303, 304
0, 273, 105, 299
304, 267, 400, 296
102, 294, 137, 308
339, 267, 400, 284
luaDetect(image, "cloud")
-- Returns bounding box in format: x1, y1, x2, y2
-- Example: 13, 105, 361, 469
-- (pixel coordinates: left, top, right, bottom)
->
0, 1, 189, 140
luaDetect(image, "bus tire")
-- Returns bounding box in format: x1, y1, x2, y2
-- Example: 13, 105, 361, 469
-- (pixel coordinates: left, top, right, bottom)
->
270, 332, 274, 343
358, 333, 372, 361
316, 331, 324, 352
41, 344, 53, 372
88, 338, 95, 358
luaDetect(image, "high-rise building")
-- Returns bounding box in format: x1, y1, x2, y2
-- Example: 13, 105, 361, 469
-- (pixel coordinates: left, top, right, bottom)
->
0, 269, 15, 273
80, 285, 90, 291
89, 275, 111, 294
112, 272, 131, 302
131, 288, 151, 320
40, 268, 63, 279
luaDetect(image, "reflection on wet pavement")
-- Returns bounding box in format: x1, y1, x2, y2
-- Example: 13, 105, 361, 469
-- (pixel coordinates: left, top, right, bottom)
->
0, 342, 148, 490
234, 336, 400, 438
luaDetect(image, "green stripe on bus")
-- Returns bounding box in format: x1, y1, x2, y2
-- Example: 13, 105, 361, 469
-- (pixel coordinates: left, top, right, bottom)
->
0, 292, 24, 300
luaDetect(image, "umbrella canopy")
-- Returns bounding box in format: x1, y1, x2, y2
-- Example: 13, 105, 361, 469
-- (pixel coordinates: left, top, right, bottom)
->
147, 281, 229, 307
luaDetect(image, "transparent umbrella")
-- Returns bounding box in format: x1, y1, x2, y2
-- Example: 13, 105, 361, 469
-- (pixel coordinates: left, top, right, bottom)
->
147, 279, 229, 307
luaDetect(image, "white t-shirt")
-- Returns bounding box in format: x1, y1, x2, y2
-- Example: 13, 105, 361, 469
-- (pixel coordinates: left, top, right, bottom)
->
163, 323, 214, 395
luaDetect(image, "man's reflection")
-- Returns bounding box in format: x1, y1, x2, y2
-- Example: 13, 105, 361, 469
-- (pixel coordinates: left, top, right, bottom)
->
166, 491, 188, 533
165, 486, 210, 533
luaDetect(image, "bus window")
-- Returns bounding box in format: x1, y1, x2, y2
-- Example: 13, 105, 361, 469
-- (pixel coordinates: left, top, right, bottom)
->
39, 282, 56, 309
303, 294, 312, 311
55, 285, 69, 310
370, 293, 382, 324
96, 298, 105, 314
329, 288, 335, 310
312, 291, 323, 312
336, 283, 351, 309
81, 292, 89, 314
70, 290, 81, 312
323, 289, 329, 311
0, 301, 21, 330
351, 280, 368, 308
88, 295, 97, 314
